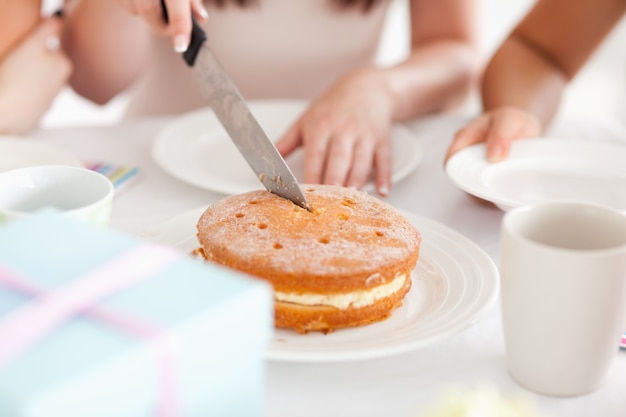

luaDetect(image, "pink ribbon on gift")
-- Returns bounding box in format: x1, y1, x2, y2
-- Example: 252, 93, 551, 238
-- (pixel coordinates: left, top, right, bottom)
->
0, 244, 183, 417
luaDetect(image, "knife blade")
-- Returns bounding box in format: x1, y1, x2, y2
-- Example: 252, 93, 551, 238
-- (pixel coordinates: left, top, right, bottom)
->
161, 2, 310, 210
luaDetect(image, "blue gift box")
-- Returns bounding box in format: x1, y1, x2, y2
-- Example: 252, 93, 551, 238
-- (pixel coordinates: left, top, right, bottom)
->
0, 210, 273, 417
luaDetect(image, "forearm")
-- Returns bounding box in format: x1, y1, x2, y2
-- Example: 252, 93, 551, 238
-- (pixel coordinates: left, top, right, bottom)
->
382, 39, 477, 122
481, 34, 568, 130
62, 0, 152, 104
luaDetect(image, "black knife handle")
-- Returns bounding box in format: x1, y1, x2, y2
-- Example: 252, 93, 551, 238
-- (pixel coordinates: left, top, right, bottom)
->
160, 0, 207, 67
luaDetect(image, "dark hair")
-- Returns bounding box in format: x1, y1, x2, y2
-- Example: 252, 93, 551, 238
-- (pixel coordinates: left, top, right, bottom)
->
207, 0, 383, 12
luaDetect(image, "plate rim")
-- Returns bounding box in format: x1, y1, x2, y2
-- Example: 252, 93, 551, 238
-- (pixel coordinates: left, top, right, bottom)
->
445, 137, 626, 211
141, 205, 500, 363
151, 99, 423, 195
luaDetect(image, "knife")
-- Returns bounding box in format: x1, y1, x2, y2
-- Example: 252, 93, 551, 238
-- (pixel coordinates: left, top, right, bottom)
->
160, 2, 310, 211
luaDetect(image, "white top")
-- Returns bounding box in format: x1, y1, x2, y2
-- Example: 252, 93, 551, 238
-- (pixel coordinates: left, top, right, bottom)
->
124, 0, 392, 118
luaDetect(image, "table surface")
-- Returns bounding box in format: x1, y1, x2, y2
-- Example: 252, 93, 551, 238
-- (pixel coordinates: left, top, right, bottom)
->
29, 112, 626, 417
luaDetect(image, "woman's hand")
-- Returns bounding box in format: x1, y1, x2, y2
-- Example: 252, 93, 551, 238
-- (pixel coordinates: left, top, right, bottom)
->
0, 18, 72, 134
275, 68, 395, 197
115, 0, 208, 52
445, 106, 542, 163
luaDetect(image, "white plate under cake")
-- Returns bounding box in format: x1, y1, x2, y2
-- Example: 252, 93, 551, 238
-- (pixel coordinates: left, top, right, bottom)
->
141, 199, 499, 362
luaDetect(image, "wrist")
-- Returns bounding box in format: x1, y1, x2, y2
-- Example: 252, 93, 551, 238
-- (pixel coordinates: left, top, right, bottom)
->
344, 66, 396, 118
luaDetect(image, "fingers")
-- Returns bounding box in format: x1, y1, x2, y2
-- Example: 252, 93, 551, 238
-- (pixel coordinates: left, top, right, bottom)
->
445, 115, 489, 163
44, 35, 61, 52
161, 0, 193, 52
303, 130, 386, 196
123, 0, 208, 53
372, 139, 392, 197
302, 125, 330, 186
275, 123, 302, 158
484, 110, 541, 161
31, 18, 73, 78
0, 17, 72, 134
345, 136, 375, 190
279, 109, 390, 195
483, 113, 520, 161
324, 133, 356, 186
125, 0, 170, 35
163, 0, 208, 52
35, 18, 63, 52
446, 108, 543, 164
191, 0, 209, 21
26, 18, 67, 63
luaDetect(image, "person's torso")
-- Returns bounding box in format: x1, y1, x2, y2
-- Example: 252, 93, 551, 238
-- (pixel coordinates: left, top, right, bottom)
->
124, 0, 392, 118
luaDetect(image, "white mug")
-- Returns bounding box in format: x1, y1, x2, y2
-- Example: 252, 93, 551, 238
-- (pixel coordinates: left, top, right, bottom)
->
500, 201, 626, 396
0, 165, 114, 226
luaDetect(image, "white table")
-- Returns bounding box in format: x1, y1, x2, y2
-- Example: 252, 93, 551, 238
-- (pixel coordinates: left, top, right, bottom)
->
30, 113, 626, 417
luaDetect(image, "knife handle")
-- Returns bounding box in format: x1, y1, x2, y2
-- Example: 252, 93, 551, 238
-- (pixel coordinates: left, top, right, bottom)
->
159, 0, 208, 67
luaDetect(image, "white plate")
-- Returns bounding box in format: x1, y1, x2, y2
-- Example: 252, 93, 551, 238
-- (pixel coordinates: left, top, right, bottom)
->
141, 206, 499, 363
0, 136, 83, 172
445, 138, 626, 211
151, 99, 423, 195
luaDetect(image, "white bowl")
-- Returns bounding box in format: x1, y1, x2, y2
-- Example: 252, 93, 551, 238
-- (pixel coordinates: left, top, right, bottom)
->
0, 165, 114, 226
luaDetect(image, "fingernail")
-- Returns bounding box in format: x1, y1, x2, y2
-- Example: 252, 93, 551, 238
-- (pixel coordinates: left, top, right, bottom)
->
174, 34, 188, 53
45, 35, 60, 51
487, 144, 504, 162
378, 184, 389, 197
198, 6, 209, 20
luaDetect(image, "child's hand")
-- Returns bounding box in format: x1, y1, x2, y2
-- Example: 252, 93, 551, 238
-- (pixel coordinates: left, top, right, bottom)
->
0, 18, 72, 134
446, 107, 542, 163
115, 0, 208, 52
275, 68, 395, 197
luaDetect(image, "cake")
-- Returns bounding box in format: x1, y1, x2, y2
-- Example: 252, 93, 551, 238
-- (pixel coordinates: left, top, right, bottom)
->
195, 184, 422, 334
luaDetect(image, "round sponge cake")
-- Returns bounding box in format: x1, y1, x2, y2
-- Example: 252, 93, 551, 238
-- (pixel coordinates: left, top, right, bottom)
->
196, 184, 421, 333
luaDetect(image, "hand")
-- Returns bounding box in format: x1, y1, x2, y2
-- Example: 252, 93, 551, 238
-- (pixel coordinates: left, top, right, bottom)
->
445, 106, 542, 163
275, 68, 395, 197
0, 18, 72, 134
115, 0, 208, 52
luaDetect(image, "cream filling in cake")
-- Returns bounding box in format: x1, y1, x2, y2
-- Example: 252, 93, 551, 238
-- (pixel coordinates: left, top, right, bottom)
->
275, 273, 409, 309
